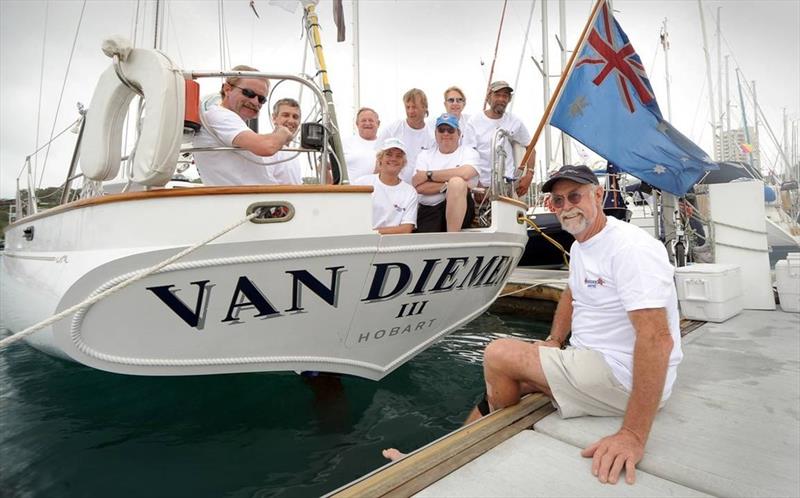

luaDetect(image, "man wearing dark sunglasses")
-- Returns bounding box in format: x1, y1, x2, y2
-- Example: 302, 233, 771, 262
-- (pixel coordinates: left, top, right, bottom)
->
193, 64, 294, 186
412, 114, 479, 232
464, 164, 683, 485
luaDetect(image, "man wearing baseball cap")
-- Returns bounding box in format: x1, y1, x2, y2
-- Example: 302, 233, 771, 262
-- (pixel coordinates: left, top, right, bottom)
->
412, 113, 480, 232
352, 137, 418, 234
468, 80, 535, 197
466, 164, 683, 485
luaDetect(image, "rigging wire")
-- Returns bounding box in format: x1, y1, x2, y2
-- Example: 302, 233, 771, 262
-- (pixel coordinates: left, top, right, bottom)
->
38, 0, 87, 190
484, 0, 509, 110
510, 0, 536, 113
34, 1, 49, 184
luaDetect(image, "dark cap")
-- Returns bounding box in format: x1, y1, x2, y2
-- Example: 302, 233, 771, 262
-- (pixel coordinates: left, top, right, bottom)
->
489, 80, 513, 93
541, 165, 599, 192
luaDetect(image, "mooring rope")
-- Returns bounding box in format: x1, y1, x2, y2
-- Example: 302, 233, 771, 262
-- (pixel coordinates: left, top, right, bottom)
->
0, 210, 261, 350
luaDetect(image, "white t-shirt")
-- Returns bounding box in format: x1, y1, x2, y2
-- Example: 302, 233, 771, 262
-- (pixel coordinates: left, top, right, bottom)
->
428, 113, 478, 150
193, 105, 276, 185
353, 174, 418, 229
415, 146, 479, 206
342, 134, 379, 182
266, 150, 303, 185
469, 111, 531, 186
192, 105, 275, 185
568, 216, 683, 400
378, 119, 436, 184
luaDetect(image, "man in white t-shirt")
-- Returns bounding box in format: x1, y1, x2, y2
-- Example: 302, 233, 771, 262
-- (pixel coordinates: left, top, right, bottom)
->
378, 88, 436, 184
470, 165, 682, 485
342, 107, 381, 182
267, 98, 304, 185
353, 137, 418, 234
193, 64, 293, 186
412, 114, 479, 232
468, 80, 534, 196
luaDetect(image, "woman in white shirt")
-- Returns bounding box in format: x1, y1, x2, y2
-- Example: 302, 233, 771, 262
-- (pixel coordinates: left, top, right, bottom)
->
353, 138, 418, 234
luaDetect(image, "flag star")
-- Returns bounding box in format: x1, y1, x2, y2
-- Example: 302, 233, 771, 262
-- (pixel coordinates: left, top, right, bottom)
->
653, 164, 667, 174
656, 121, 668, 133
569, 95, 589, 117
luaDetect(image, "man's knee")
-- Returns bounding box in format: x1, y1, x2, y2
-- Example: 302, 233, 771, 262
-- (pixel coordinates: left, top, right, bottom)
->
446, 177, 468, 196
484, 338, 522, 368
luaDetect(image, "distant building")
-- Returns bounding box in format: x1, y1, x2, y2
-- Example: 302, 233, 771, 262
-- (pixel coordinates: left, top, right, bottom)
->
715, 127, 760, 168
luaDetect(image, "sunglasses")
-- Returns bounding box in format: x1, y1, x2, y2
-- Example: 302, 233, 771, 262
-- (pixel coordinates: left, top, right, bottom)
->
436, 126, 457, 134
550, 190, 588, 209
446, 97, 465, 104
230, 84, 267, 104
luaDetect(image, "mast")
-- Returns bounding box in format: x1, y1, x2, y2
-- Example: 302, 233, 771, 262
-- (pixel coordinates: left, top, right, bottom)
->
541, 0, 552, 172
698, 0, 718, 160
735, 68, 755, 171
352, 0, 361, 119
716, 7, 723, 142
752, 80, 759, 170
304, 3, 347, 183
559, 0, 571, 165
660, 18, 673, 121
724, 55, 730, 158
784, 108, 790, 174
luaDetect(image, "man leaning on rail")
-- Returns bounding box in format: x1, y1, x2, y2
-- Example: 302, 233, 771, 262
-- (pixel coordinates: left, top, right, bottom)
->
193, 64, 294, 186
384, 165, 683, 485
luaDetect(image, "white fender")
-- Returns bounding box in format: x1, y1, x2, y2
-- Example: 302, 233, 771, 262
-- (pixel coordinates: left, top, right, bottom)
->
82, 46, 185, 186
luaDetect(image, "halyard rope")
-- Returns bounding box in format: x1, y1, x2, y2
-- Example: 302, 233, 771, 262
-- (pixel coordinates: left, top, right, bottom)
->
0, 210, 261, 350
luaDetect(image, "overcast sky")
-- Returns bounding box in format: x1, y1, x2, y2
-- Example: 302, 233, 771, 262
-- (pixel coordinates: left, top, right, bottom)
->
1, 0, 798, 198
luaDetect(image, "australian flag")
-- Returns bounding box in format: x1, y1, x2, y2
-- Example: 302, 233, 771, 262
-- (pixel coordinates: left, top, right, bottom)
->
550, 0, 715, 196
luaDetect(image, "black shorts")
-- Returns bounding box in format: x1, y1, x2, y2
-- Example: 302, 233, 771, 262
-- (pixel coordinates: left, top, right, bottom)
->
416, 191, 475, 233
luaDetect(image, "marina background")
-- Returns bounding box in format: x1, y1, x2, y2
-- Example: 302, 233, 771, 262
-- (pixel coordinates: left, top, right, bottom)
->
1, 0, 798, 198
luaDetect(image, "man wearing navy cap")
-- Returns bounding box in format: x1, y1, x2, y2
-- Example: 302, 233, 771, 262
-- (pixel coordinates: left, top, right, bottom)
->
468, 80, 534, 196
466, 164, 684, 485
412, 113, 480, 232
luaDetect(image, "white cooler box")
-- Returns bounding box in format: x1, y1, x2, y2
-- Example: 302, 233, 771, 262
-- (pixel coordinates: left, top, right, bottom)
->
776, 253, 800, 313
675, 264, 743, 322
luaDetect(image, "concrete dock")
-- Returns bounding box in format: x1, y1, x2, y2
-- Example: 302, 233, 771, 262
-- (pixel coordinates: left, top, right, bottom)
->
329, 307, 800, 497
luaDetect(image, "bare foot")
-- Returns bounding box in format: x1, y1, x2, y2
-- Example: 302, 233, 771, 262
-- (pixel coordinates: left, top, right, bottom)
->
382, 448, 407, 461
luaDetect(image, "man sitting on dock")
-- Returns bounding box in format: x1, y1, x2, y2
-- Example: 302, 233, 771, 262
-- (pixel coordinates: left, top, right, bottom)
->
385, 165, 683, 486
193, 65, 294, 185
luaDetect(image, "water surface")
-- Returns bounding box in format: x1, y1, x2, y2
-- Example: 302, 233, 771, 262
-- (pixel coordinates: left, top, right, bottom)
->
0, 313, 548, 498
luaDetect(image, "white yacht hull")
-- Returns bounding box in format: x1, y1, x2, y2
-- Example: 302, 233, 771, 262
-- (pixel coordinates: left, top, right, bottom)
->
1, 187, 528, 380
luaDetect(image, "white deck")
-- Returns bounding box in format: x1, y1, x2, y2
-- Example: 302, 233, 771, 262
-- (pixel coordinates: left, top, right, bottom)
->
418, 310, 800, 497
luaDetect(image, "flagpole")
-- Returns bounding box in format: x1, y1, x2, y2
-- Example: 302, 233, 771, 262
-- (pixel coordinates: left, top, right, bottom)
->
518, 0, 605, 170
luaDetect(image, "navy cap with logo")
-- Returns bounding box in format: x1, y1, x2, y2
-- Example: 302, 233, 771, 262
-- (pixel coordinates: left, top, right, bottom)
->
541, 165, 600, 192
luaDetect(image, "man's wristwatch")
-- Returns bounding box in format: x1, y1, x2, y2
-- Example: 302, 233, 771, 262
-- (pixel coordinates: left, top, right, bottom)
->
426, 170, 434, 182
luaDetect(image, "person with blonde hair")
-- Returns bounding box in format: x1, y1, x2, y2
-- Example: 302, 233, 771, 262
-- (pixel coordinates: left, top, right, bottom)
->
378, 88, 435, 184
438, 86, 477, 148
352, 138, 418, 234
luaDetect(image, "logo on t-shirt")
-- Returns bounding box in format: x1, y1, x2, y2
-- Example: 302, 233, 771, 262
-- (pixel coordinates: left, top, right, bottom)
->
393, 204, 406, 213
584, 277, 605, 288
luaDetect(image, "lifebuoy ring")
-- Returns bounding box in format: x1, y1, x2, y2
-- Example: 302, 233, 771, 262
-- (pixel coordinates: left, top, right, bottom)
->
82, 38, 185, 186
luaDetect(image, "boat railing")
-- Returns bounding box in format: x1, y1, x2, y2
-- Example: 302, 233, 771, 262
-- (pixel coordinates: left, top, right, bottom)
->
188, 70, 344, 186
473, 127, 520, 227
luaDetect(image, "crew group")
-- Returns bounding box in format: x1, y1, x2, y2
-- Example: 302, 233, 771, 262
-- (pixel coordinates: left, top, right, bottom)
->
192, 65, 535, 234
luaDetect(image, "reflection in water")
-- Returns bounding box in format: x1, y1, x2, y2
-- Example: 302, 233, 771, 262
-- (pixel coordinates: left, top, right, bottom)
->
0, 313, 549, 498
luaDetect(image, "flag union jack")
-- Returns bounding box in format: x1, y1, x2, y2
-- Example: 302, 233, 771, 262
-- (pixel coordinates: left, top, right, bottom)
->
575, 2, 655, 113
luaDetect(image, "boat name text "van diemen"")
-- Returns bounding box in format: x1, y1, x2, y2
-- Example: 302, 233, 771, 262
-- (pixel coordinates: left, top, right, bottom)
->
145, 254, 514, 329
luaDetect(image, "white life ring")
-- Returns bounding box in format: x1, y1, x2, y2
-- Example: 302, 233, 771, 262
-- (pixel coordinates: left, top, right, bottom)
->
82, 44, 185, 186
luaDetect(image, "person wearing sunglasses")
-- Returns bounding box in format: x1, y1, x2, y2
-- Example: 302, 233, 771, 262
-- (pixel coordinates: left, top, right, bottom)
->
377, 88, 436, 184
193, 64, 294, 186
468, 80, 534, 197
412, 114, 479, 233
437, 86, 477, 149
467, 165, 683, 485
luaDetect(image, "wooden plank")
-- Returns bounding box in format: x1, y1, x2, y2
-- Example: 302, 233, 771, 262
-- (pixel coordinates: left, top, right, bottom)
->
329, 394, 551, 498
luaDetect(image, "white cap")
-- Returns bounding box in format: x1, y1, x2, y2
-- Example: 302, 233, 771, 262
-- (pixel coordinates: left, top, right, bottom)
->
380, 137, 407, 154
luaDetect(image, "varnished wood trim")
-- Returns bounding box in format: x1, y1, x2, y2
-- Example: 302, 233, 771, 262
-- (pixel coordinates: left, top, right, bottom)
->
6, 184, 373, 230
497, 196, 529, 209
329, 393, 552, 498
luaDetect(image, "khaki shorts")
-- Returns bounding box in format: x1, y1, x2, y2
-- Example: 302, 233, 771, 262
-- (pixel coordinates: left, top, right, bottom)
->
539, 347, 630, 419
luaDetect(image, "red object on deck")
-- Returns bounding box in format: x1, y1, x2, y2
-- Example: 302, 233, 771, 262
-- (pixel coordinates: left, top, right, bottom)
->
184, 80, 201, 131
